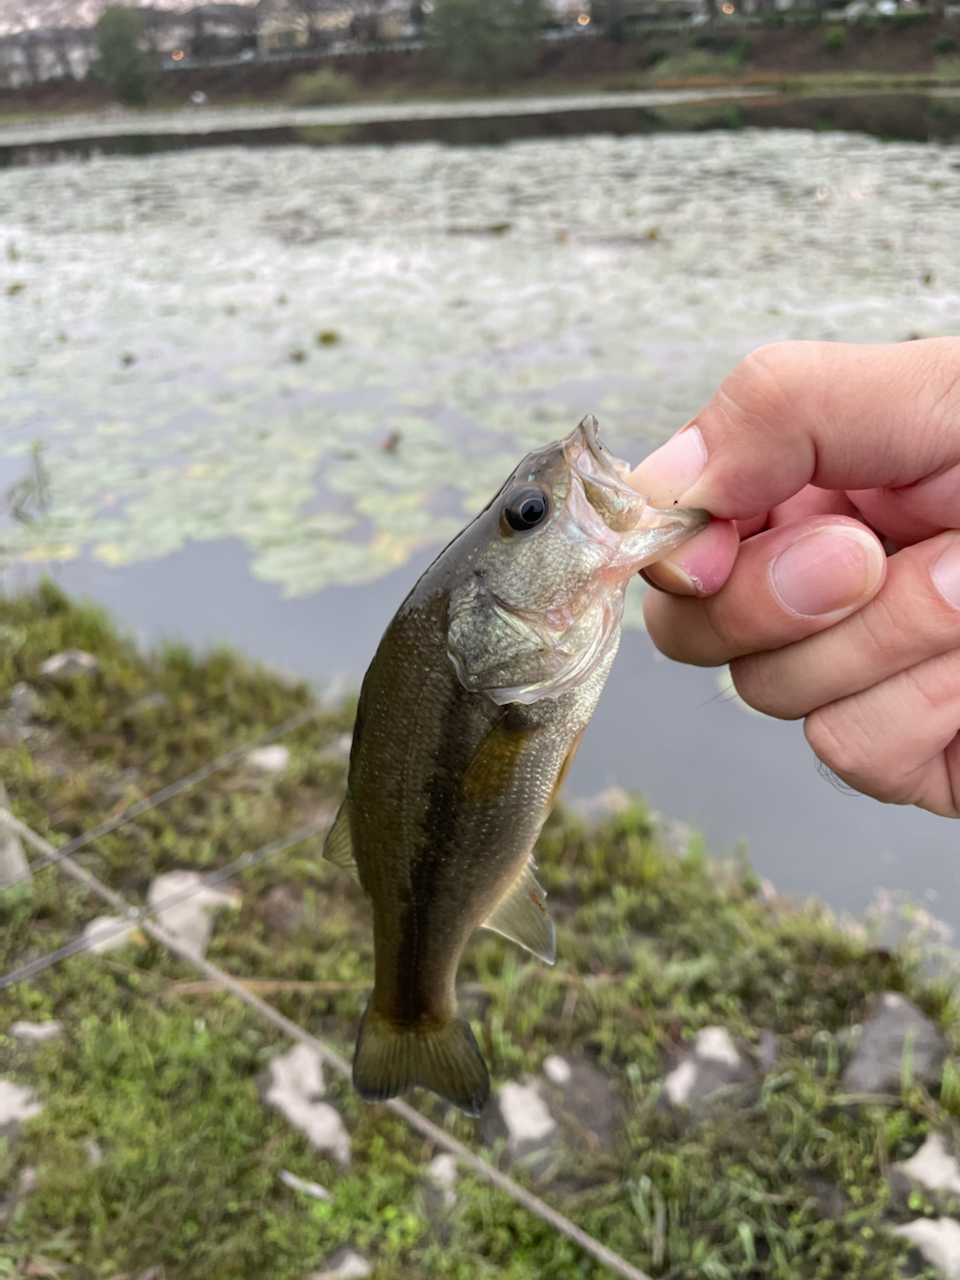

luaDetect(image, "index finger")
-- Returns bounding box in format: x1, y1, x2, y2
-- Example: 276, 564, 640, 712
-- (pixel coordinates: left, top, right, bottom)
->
631, 338, 960, 521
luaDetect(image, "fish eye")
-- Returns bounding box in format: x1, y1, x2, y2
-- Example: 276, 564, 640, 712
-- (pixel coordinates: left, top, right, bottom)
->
503, 487, 549, 533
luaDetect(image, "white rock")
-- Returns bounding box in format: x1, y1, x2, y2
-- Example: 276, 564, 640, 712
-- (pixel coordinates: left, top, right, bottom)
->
663, 1058, 699, 1106
499, 1081, 557, 1148
247, 744, 291, 773
266, 1043, 351, 1166
0, 779, 30, 886
894, 1217, 960, 1278
82, 915, 140, 954
312, 1249, 373, 1280
269, 1041, 326, 1099
7, 682, 39, 721
10, 1020, 62, 1043
900, 1134, 960, 1197
663, 1027, 750, 1109
18, 1166, 37, 1195
428, 1153, 457, 1206
542, 1054, 572, 1085
40, 649, 98, 677
279, 1168, 333, 1201
694, 1027, 742, 1067
147, 871, 238, 957
0, 1079, 42, 1126
83, 1138, 104, 1166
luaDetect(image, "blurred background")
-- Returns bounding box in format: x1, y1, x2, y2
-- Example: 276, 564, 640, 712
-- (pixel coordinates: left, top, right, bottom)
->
2, 0, 960, 924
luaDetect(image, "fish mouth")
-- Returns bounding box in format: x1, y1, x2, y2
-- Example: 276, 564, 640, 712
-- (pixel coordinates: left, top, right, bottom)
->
563, 414, 709, 549
564, 414, 629, 483
562, 415, 652, 535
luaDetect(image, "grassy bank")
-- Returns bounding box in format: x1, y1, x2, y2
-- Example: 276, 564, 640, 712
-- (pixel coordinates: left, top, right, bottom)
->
0, 585, 955, 1277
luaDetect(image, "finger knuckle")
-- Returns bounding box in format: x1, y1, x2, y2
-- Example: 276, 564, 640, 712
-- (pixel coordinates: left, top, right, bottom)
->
852, 591, 912, 664
924, 343, 960, 431
701, 598, 747, 658
730, 654, 804, 720
719, 343, 810, 437
643, 593, 711, 664
803, 705, 872, 789
911, 655, 960, 719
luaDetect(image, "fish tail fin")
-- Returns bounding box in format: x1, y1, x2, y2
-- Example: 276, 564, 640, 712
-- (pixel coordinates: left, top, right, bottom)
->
353, 1007, 490, 1117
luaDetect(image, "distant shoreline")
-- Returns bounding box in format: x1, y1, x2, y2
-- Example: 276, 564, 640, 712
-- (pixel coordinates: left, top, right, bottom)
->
1, 15, 958, 129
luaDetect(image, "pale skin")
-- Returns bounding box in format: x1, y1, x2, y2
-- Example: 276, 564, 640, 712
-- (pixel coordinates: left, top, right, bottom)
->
627, 337, 960, 818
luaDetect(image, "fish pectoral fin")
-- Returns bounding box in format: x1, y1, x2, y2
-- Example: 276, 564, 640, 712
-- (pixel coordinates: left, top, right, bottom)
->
353, 1007, 490, 1117
481, 858, 556, 964
323, 799, 359, 882
461, 719, 535, 803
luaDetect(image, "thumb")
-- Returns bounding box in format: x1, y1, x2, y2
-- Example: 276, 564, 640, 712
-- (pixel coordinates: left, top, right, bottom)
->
630, 338, 960, 521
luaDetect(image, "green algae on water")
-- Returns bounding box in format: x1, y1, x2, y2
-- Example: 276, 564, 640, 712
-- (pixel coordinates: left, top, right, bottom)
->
2, 132, 960, 604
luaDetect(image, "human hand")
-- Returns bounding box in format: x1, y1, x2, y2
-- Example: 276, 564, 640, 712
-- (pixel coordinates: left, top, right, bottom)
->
628, 337, 960, 816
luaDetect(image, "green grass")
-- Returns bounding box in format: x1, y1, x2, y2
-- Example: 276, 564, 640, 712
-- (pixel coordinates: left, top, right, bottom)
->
0, 584, 951, 1278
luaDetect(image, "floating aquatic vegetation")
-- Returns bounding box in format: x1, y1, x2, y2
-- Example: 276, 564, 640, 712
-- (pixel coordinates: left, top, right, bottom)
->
1, 130, 959, 602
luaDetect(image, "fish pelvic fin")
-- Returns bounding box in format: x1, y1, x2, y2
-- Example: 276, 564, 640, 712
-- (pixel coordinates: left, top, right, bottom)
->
352, 1007, 490, 1118
481, 857, 556, 964
323, 798, 359, 882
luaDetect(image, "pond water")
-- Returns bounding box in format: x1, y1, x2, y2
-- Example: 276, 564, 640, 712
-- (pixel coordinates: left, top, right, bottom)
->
2, 122, 960, 924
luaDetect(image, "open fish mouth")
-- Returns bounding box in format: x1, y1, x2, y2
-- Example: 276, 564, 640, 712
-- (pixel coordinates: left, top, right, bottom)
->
562, 414, 706, 543
563, 413, 632, 485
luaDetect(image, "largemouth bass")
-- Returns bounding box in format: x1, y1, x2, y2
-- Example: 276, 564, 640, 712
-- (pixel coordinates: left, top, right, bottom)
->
324, 416, 707, 1116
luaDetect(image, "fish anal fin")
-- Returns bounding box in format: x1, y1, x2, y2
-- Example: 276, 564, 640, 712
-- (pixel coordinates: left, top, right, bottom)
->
353, 1007, 490, 1117
462, 720, 535, 803
323, 799, 359, 882
481, 858, 556, 964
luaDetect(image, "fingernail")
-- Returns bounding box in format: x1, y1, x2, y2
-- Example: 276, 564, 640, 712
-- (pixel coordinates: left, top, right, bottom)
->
640, 560, 699, 596
631, 426, 707, 505
770, 526, 884, 618
932, 540, 960, 610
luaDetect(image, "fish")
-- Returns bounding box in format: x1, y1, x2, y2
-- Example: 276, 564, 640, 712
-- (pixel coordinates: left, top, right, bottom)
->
324, 415, 708, 1116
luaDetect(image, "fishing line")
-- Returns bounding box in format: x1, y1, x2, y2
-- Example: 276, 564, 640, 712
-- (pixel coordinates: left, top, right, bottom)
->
0, 813, 330, 990
0, 703, 324, 894
2, 809, 653, 1280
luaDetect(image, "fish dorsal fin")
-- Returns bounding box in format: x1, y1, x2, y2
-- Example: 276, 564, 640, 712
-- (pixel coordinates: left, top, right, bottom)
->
323, 799, 359, 882
481, 858, 555, 964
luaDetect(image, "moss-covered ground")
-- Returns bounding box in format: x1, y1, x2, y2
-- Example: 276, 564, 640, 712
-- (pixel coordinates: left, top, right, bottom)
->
0, 584, 953, 1278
